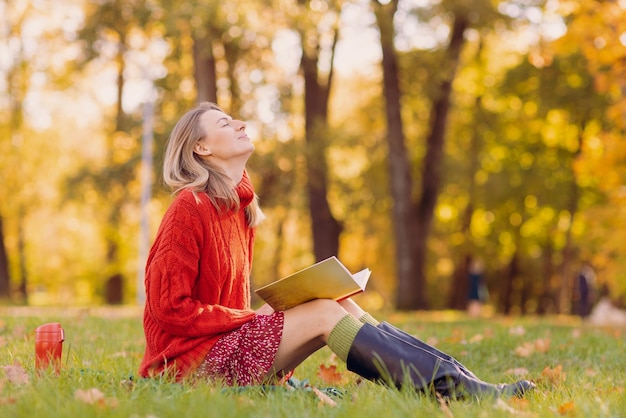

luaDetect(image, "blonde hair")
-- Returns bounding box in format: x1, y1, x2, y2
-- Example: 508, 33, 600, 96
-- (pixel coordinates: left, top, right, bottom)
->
163, 102, 265, 227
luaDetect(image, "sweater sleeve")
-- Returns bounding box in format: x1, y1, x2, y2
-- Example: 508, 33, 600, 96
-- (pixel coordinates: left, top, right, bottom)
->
144, 197, 255, 338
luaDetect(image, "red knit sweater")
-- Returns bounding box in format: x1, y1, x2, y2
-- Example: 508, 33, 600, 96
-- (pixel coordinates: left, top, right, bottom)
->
139, 173, 257, 380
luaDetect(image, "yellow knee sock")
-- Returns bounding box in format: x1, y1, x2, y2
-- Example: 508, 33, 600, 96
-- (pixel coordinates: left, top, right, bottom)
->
359, 313, 380, 326
327, 314, 363, 363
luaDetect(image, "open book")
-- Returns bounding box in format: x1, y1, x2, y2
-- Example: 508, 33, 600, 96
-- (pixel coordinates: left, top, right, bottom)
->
255, 256, 371, 311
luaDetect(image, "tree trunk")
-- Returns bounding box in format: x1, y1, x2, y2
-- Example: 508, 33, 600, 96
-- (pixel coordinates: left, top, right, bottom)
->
300, 30, 342, 261
499, 251, 518, 315
372, 0, 419, 310
411, 14, 469, 310
103, 45, 128, 304
449, 94, 483, 310
537, 239, 556, 315
16, 217, 27, 302
193, 32, 218, 104
449, 254, 471, 310
558, 124, 584, 314
223, 41, 242, 114
0, 216, 10, 299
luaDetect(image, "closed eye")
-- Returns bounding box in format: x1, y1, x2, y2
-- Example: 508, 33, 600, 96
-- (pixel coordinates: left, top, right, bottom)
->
218, 116, 232, 127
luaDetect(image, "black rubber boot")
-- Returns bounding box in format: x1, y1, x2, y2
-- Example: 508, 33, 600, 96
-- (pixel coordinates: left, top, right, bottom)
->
347, 323, 535, 400
377, 321, 479, 379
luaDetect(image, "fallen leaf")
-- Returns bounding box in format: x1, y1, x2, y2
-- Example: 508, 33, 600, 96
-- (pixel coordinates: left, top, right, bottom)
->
493, 398, 535, 417
515, 342, 535, 357
504, 367, 530, 377
105, 397, 119, 408
494, 397, 518, 413
2, 363, 29, 385
317, 364, 343, 384
74, 388, 105, 405
509, 326, 526, 336
540, 365, 566, 386
436, 393, 454, 418
426, 337, 439, 347
534, 338, 551, 353
584, 368, 597, 377
514, 338, 551, 357
311, 386, 337, 407
558, 400, 576, 415
11, 325, 26, 339
509, 396, 530, 410
483, 328, 495, 339
446, 328, 465, 344
469, 333, 484, 344
0, 396, 17, 405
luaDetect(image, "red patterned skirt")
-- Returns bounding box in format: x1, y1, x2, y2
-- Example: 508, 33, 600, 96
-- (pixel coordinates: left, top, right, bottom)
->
194, 311, 284, 386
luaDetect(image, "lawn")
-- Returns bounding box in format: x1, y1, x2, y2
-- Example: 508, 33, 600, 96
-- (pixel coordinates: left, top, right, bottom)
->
1, 306, 624, 417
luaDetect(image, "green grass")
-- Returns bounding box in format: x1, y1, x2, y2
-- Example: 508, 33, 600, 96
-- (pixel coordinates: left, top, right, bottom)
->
1, 307, 625, 417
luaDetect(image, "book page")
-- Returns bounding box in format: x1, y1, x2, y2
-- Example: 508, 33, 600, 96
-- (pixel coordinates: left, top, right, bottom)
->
352, 268, 371, 290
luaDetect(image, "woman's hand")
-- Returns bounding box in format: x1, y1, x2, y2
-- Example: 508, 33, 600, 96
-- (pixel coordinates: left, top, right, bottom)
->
255, 303, 275, 316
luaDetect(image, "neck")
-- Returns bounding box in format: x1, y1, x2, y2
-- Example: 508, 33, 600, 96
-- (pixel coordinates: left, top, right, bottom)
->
218, 158, 248, 184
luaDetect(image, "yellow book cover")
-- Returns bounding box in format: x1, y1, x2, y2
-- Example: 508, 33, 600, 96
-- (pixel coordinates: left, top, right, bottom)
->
255, 256, 371, 311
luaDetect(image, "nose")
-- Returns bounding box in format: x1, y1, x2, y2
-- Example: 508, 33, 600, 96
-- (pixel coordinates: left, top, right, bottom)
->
236, 119, 246, 130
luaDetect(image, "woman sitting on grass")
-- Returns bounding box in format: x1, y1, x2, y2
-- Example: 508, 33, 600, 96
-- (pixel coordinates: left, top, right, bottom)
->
139, 102, 535, 400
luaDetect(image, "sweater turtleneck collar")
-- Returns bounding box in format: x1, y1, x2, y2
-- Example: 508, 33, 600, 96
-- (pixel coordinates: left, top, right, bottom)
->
236, 170, 255, 208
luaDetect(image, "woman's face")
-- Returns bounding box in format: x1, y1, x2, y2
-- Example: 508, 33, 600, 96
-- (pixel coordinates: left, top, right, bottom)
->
194, 108, 254, 167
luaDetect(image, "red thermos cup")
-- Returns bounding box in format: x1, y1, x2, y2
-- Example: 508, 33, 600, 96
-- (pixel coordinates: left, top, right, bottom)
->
35, 323, 64, 372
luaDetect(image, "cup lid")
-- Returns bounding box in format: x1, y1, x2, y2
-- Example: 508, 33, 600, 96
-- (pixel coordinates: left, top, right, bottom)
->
35, 322, 63, 333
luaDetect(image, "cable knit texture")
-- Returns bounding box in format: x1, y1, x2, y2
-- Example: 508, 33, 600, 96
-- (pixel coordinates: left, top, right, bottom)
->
139, 172, 258, 380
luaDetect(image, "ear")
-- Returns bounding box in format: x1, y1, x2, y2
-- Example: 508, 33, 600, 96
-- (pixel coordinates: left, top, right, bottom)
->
193, 141, 212, 156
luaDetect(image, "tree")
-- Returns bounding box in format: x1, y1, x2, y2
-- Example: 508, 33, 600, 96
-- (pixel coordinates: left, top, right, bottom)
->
554, 0, 626, 302
70, 0, 157, 303
0, 216, 10, 299
295, 0, 345, 261
371, 0, 418, 309
0, 0, 33, 302
372, 0, 478, 309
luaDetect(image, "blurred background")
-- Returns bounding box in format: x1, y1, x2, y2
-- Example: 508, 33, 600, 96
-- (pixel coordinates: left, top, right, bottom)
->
0, 0, 624, 317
